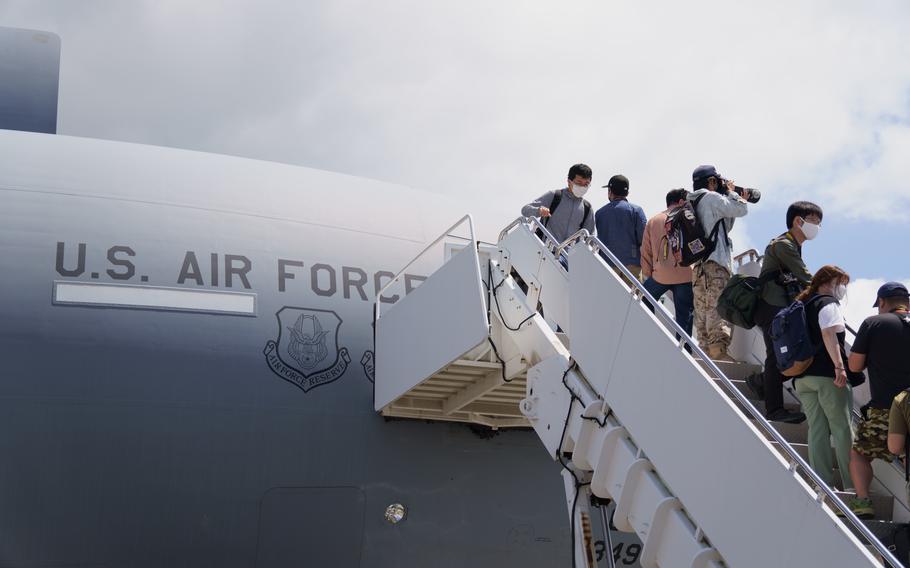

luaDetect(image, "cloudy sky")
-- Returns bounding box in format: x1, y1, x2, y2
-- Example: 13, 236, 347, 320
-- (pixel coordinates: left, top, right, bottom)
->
2, 0, 909, 325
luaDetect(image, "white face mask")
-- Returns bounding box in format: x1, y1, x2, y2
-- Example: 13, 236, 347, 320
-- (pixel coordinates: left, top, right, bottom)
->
571, 183, 589, 198
800, 219, 820, 240
835, 283, 847, 301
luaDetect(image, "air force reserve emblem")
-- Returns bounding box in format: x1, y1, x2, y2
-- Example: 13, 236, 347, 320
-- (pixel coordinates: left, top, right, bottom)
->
263, 307, 351, 393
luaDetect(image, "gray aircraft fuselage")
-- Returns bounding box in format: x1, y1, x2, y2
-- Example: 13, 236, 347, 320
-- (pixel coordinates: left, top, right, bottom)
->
1, 130, 640, 567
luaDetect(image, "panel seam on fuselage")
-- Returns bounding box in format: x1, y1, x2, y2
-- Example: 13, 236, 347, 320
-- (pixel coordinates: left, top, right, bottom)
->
0, 184, 425, 244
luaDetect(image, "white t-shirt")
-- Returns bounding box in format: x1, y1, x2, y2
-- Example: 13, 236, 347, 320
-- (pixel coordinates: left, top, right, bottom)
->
818, 301, 845, 332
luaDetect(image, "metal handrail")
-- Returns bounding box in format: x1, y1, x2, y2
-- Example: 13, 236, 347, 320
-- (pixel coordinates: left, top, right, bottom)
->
581, 233, 900, 567
554, 229, 591, 257
374, 214, 476, 322
733, 248, 761, 267
497, 217, 525, 242
500, 216, 564, 252
529, 217, 563, 251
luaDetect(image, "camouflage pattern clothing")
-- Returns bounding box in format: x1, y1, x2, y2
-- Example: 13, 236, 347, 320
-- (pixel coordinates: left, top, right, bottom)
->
693, 260, 732, 353
888, 390, 910, 437
854, 407, 893, 461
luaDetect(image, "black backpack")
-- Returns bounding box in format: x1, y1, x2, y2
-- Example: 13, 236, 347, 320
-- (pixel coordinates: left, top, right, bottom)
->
665, 192, 727, 267
536, 189, 592, 241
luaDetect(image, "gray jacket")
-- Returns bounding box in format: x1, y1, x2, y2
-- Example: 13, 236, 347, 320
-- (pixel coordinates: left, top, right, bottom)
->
521, 188, 595, 243
687, 188, 748, 272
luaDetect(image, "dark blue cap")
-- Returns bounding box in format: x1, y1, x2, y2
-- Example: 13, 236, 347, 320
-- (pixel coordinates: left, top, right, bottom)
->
692, 165, 720, 181
873, 281, 909, 307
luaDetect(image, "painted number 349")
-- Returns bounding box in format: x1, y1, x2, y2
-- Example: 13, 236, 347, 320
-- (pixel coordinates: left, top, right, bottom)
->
594, 541, 641, 565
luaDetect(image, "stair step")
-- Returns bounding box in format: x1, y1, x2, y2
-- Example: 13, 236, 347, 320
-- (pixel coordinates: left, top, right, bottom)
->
714, 378, 801, 415
770, 441, 835, 464
835, 495, 896, 522
715, 378, 759, 401
697, 359, 763, 382
751, 419, 808, 444
771, 445, 850, 491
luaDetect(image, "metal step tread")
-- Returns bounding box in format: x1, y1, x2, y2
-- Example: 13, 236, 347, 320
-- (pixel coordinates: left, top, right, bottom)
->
751, 418, 808, 444
835, 493, 897, 522
697, 359, 763, 381
717, 379, 802, 415
769, 441, 843, 466
380, 357, 531, 428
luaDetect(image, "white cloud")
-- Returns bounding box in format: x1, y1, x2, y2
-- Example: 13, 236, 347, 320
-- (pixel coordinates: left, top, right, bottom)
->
2, 1, 909, 232
728, 218, 757, 262
815, 124, 910, 220
842, 278, 910, 330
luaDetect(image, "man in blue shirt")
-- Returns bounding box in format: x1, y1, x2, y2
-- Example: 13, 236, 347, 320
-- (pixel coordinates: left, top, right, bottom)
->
594, 175, 647, 282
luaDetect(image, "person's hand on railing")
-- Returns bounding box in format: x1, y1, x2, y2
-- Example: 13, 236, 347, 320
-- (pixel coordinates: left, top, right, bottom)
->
539, 206, 551, 218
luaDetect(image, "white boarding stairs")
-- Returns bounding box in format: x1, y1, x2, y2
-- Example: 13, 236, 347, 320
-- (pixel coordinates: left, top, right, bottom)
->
373, 216, 901, 568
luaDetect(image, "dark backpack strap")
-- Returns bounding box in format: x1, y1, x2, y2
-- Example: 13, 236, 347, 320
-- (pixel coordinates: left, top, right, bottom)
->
768, 237, 807, 300
543, 190, 563, 228
581, 200, 591, 228
806, 294, 838, 352
755, 269, 782, 289
693, 192, 729, 247
805, 293, 833, 312
707, 217, 726, 241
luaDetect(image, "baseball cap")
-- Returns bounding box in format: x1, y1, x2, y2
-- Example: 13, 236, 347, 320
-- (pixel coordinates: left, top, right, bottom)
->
602, 174, 629, 194
873, 281, 910, 307
692, 165, 720, 181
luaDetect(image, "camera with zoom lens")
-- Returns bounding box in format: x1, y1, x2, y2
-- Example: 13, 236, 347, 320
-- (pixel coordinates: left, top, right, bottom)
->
717, 176, 761, 203
733, 185, 761, 204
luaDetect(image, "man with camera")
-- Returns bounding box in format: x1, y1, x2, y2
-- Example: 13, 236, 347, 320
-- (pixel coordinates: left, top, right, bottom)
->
688, 165, 754, 362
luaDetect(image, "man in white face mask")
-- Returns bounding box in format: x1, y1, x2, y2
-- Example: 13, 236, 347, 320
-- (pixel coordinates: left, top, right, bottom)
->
521, 163, 595, 244
748, 201, 824, 424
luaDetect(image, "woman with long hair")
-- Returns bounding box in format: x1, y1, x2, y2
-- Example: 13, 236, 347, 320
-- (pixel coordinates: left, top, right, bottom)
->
793, 265, 856, 492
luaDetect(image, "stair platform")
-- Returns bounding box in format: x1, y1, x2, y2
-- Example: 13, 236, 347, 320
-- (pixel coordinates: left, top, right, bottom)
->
378, 357, 530, 428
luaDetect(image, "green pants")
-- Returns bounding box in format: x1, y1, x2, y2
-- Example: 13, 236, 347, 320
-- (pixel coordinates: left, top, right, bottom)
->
795, 376, 854, 490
